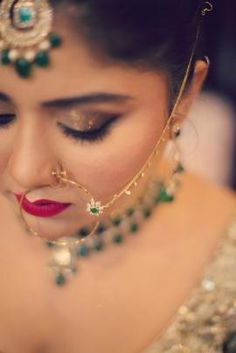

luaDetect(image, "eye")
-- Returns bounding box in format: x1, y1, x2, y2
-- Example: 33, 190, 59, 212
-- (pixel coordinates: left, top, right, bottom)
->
0, 114, 16, 128
57, 115, 119, 143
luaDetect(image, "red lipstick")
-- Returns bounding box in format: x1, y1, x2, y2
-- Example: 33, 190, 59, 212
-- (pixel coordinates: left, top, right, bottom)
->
14, 194, 72, 218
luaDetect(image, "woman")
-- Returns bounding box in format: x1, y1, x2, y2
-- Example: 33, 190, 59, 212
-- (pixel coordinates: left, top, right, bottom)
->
0, 0, 235, 352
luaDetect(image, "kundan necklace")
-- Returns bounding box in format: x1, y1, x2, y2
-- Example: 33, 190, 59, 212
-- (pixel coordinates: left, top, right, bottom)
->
27, 163, 185, 287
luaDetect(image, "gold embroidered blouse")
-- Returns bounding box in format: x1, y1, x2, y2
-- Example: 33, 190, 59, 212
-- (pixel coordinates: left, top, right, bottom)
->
144, 217, 236, 353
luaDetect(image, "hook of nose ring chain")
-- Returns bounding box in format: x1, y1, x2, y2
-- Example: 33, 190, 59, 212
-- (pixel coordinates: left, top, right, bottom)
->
51, 163, 69, 188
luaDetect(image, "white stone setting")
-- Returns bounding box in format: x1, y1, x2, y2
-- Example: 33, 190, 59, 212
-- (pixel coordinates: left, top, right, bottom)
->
86, 198, 104, 216
9, 48, 20, 61
52, 247, 72, 267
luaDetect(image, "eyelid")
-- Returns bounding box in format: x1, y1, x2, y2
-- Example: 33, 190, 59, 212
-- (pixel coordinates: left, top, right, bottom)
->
57, 114, 119, 143
56, 107, 122, 128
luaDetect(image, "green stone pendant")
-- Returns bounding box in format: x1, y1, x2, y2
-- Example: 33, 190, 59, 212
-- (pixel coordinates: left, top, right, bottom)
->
77, 244, 90, 257
113, 234, 123, 244
19, 7, 33, 23
1, 50, 10, 65
35, 51, 50, 67
55, 273, 66, 286
155, 185, 174, 203
15, 59, 32, 78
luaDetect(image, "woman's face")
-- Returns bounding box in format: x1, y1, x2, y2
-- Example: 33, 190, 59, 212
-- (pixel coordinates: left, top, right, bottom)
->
0, 22, 171, 240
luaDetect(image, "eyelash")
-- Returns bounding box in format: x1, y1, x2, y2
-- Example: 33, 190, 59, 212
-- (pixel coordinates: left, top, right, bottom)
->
57, 115, 119, 143
0, 114, 16, 128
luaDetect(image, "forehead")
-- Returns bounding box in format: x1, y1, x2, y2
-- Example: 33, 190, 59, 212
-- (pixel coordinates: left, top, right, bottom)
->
0, 25, 167, 106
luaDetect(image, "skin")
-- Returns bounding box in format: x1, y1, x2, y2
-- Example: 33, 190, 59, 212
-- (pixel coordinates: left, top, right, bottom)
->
0, 10, 235, 353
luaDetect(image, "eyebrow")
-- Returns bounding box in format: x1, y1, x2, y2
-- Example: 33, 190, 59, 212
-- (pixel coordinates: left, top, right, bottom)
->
41, 93, 133, 108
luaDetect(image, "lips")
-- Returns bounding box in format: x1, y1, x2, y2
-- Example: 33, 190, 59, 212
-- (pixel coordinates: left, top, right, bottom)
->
14, 194, 72, 218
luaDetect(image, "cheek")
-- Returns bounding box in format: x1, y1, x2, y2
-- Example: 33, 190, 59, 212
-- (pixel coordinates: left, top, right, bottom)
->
54, 109, 166, 201
0, 132, 15, 190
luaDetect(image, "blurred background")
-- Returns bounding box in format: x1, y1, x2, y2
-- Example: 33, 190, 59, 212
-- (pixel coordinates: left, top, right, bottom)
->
181, 0, 236, 190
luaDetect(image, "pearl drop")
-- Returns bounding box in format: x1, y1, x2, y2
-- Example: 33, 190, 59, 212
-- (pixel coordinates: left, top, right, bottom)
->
202, 279, 215, 291
24, 50, 36, 62
166, 183, 176, 196
9, 49, 20, 62
38, 40, 51, 51
52, 248, 72, 267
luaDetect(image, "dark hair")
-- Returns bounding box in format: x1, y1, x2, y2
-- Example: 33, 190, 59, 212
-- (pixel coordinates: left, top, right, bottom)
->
54, 0, 207, 103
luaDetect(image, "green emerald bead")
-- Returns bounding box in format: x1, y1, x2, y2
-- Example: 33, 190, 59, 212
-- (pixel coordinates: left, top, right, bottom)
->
55, 273, 66, 286
112, 217, 122, 226
49, 33, 62, 48
46, 241, 55, 248
96, 224, 106, 236
35, 51, 50, 67
143, 208, 152, 219
155, 185, 174, 203
15, 59, 32, 78
93, 239, 104, 251
90, 207, 99, 215
113, 234, 123, 244
77, 244, 90, 257
19, 7, 32, 23
130, 223, 138, 233
78, 227, 89, 238
1, 50, 10, 65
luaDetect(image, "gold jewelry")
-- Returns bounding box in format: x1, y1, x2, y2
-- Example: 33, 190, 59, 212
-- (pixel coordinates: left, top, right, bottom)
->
171, 121, 182, 139
19, 167, 101, 246
36, 170, 185, 286
48, 173, 184, 286
0, 0, 62, 78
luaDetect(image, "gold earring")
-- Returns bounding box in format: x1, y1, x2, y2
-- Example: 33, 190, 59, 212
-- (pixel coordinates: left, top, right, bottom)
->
171, 122, 182, 139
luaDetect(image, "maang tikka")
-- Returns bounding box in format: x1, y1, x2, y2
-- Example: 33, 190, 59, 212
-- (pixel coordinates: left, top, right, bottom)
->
0, 0, 62, 78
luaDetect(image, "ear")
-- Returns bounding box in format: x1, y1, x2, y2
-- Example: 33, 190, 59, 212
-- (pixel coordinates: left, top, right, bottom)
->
174, 59, 209, 122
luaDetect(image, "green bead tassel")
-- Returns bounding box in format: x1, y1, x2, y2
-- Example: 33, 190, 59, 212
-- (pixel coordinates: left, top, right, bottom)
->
113, 234, 124, 244
155, 185, 174, 203
55, 273, 66, 286
1, 50, 10, 65
49, 33, 62, 48
130, 223, 138, 233
93, 239, 104, 251
15, 59, 32, 78
35, 51, 50, 67
77, 244, 90, 257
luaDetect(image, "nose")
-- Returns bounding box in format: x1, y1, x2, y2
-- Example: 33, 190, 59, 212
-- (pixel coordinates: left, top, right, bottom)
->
7, 117, 57, 190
